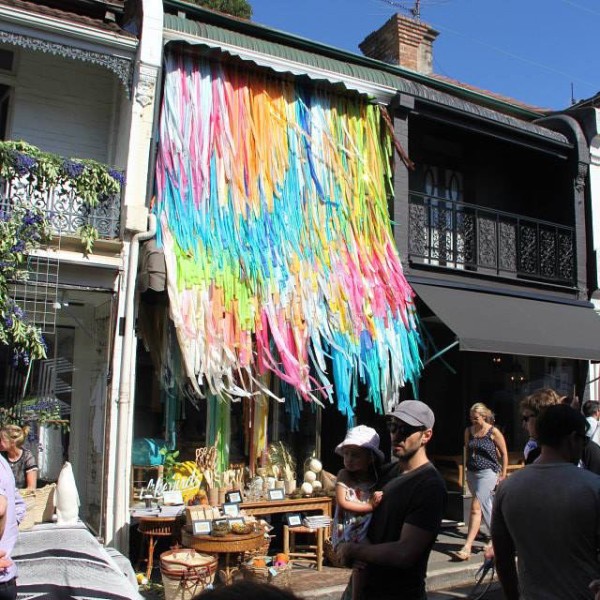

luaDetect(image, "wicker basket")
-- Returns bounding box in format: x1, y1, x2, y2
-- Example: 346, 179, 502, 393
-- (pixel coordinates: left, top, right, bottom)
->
160, 549, 218, 600
241, 556, 292, 588
324, 538, 345, 568
243, 534, 273, 562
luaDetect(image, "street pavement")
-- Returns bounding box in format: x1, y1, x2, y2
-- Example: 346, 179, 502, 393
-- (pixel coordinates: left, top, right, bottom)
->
287, 522, 495, 599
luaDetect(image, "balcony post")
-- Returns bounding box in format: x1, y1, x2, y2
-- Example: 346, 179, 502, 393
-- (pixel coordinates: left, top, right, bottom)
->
390, 94, 413, 267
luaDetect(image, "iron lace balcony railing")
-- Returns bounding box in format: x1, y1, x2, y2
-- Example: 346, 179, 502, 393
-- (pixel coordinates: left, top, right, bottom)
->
0, 172, 121, 239
408, 192, 575, 286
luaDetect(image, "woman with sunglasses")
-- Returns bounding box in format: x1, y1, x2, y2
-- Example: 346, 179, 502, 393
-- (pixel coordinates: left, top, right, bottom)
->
453, 402, 507, 561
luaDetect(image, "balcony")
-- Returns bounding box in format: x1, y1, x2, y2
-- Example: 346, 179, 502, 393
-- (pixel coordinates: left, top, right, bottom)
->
408, 192, 575, 286
0, 172, 121, 239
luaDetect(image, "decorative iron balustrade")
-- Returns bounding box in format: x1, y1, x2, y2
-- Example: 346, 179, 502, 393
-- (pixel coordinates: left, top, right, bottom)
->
0, 172, 121, 239
408, 193, 575, 285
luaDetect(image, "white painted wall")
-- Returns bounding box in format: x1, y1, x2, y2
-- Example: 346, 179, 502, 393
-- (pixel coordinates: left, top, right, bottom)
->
9, 50, 120, 164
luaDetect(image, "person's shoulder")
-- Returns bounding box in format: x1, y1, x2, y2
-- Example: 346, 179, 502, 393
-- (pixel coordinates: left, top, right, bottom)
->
416, 463, 447, 492
378, 461, 399, 481
336, 469, 353, 486
428, 464, 448, 487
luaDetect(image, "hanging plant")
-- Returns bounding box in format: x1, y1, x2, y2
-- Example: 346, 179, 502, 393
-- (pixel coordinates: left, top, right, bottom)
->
0, 140, 125, 252
0, 205, 52, 365
0, 397, 69, 433
78, 224, 100, 255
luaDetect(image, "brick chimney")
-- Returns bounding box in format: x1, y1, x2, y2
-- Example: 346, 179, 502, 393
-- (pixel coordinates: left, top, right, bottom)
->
359, 14, 439, 74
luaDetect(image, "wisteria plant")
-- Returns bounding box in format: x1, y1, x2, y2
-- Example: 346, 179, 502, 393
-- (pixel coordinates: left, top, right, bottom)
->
0, 206, 51, 364
0, 205, 52, 365
0, 140, 125, 253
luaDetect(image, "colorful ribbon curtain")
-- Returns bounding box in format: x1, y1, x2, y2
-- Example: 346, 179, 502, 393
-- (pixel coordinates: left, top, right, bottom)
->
154, 51, 422, 419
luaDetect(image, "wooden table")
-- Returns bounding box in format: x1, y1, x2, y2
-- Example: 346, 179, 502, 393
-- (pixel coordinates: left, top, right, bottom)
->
181, 527, 266, 585
240, 496, 333, 518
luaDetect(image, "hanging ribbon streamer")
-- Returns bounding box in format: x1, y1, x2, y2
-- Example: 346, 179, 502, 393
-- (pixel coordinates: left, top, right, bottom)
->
206, 394, 230, 475
155, 51, 422, 416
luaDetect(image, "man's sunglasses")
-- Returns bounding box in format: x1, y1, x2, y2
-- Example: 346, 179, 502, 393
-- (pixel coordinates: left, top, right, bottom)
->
386, 421, 425, 438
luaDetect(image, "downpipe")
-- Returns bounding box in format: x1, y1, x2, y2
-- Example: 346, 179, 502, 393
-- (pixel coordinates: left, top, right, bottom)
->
112, 213, 157, 552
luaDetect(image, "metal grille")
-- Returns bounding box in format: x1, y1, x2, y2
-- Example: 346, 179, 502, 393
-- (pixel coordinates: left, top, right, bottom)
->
0, 173, 121, 238
408, 192, 575, 286
10, 256, 60, 334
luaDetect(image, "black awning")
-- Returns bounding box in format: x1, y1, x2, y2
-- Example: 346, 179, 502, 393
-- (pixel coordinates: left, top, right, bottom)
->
412, 283, 600, 361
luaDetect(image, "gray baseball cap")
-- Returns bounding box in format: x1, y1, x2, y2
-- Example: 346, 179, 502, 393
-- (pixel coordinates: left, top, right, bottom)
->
387, 400, 435, 429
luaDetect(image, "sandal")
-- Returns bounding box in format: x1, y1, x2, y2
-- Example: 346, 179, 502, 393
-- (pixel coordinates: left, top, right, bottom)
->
452, 547, 471, 561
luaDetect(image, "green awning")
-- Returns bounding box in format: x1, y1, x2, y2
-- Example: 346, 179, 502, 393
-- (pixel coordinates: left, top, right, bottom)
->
162, 13, 569, 147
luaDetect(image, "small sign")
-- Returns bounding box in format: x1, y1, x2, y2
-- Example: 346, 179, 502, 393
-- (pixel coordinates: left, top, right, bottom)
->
192, 520, 212, 535
162, 490, 184, 505
268, 489, 285, 501
213, 518, 229, 528
285, 513, 302, 527
228, 517, 246, 527
222, 502, 240, 517
226, 490, 243, 503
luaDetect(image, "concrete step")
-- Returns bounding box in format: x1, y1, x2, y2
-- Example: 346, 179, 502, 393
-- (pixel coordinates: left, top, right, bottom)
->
290, 559, 484, 599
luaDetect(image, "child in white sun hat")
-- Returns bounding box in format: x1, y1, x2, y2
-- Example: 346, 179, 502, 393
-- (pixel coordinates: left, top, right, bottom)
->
333, 425, 384, 600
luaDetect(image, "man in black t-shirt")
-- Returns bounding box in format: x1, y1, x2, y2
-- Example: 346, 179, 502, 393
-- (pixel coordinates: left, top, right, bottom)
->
338, 400, 447, 600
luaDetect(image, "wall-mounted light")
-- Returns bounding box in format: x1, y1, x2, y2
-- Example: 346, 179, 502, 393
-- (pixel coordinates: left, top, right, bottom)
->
52, 291, 69, 310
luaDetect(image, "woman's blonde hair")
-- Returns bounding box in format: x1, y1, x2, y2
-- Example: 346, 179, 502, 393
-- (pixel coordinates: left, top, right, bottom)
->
520, 388, 561, 415
470, 402, 495, 424
0, 424, 29, 448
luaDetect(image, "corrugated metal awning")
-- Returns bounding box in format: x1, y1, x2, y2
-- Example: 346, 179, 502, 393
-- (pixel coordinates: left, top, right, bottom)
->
163, 14, 570, 147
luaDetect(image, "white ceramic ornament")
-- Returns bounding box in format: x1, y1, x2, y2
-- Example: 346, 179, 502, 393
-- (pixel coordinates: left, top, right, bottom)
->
301, 482, 314, 495
309, 458, 323, 473
304, 470, 317, 483
312, 480, 323, 491
55, 461, 80, 525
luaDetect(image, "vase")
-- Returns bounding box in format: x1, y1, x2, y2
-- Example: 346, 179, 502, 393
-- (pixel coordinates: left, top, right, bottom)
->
208, 488, 219, 507
284, 479, 296, 495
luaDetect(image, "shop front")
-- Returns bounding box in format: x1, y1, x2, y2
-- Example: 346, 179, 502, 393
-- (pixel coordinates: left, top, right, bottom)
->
410, 280, 600, 518
127, 38, 424, 537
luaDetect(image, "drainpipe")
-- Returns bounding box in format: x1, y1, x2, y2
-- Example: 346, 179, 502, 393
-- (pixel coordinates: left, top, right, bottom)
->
113, 213, 157, 552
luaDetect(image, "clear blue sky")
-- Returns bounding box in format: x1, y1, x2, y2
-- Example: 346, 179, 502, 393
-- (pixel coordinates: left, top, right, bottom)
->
250, 0, 599, 110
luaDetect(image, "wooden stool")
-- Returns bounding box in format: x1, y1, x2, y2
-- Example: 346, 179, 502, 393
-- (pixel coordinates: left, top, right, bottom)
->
137, 516, 178, 580
283, 525, 324, 571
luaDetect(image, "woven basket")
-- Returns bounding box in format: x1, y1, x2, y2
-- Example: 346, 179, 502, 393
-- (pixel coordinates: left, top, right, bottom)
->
160, 549, 218, 600
243, 534, 273, 561
241, 556, 292, 588
324, 538, 345, 568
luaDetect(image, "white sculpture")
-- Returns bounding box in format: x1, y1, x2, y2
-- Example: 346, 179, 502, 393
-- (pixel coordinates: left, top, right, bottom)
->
54, 462, 80, 525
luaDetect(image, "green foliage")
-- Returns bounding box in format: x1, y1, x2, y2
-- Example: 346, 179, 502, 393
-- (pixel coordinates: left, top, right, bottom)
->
159, 447, 181, 481
0, 398, 69, 432
0, 205, 52, 364
188, 0, 252, 18
78, 224, 100, 255
0, 140, 124, 253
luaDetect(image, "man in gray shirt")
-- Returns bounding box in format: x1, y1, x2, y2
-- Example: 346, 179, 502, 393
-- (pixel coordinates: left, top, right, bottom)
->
492, 404, 600, 600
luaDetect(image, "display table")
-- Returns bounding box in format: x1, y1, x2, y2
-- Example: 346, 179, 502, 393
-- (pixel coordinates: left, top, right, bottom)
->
181, 527, 266, 585
240, 495, 333, 518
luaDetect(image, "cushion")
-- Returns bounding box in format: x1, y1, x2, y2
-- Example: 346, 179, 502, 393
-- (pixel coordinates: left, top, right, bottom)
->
18, 484, 56, 531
